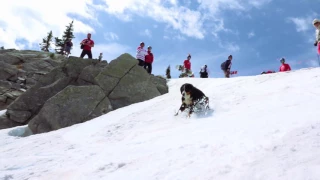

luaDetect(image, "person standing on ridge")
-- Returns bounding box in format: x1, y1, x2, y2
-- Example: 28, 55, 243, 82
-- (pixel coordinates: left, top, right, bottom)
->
144, 46, 154, 74
80, 33, 94, 59
183, 54, 192, 74
279, 58, 291, 72
313, 19, 320, 54
64, 38, 73, 57
220, 55, 232, 78
136, 42, 147, 66
98, 53, 103, 61
199, 64, 209, 78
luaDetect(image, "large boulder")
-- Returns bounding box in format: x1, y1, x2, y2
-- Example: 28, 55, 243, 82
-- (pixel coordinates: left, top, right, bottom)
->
28, 85, 105, 134
108, 65, 161, 109
0, 49, 65, 110
0, 52, 168, 134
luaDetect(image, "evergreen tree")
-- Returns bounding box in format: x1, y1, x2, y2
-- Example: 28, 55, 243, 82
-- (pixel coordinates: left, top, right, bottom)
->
166, 65, 171, 79
39, 30, 53, 52
55, 20, 75, 54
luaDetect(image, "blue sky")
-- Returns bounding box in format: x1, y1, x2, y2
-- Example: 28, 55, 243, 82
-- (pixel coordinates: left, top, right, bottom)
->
1, 0, 319, 78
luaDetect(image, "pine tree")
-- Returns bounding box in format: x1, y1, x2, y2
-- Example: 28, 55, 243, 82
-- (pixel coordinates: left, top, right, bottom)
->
166, 65, 171, 79
39, 30, 53, 52
55, 20, 75, 54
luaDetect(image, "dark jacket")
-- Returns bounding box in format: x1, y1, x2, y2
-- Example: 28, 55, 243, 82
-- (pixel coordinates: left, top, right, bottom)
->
224, 60, 232, 71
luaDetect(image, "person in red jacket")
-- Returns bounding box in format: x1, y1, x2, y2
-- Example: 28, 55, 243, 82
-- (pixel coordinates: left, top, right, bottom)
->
80, 33, 94, 59
279, 58, 291, 72
144, 46, 153, 74
183, 54, 192, 74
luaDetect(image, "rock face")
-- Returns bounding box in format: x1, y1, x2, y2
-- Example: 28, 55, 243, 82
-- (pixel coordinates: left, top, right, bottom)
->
0, 52, 168, 134
0, 49, 65, 111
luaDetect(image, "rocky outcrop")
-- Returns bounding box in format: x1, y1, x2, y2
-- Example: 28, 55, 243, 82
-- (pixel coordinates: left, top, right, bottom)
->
0, 53, 168, 134
0, 49, 65, 110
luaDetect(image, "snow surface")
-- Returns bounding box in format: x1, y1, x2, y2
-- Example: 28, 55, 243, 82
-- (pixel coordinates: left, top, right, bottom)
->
1, 68, 320, 180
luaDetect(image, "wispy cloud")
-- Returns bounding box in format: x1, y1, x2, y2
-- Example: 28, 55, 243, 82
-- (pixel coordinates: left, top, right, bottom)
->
0, 0, 97, 49
218, 42, 240, 52
287, 13, 318, 32
104, 32, 119, 41
248, 31, 255, 38
100, 0, 272, 40
288, 17, 312, 32
140, 29, 152, 38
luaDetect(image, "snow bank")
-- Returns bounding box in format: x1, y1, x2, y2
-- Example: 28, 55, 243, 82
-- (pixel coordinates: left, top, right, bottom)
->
1, 68, 320, 180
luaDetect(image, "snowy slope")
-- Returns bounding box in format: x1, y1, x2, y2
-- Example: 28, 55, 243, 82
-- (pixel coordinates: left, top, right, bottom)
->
1, 68, 320, 180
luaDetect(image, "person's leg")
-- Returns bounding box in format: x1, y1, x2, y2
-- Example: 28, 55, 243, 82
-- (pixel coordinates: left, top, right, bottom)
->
80, 50, 86, 58
137, 59, 144, 66
147, 63, 152, 74
226, 71, 230, 78
224, 70, 230, 78
88, 50, 92, 59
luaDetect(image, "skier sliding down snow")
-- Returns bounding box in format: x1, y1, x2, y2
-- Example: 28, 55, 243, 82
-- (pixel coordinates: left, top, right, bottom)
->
174, 83, 212, 117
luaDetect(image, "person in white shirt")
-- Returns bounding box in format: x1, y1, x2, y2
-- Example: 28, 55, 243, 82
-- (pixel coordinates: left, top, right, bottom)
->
199, 64, 209, 78
136, 42, 148, 66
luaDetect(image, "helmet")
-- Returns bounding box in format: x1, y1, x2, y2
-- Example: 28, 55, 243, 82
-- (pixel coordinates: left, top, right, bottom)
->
280, 58, 285, 62
184, 84, 194, 93
187, 54, 191, 58
140, 42, 145, 44
147, 46, 152, 49
313, 19, 320, 25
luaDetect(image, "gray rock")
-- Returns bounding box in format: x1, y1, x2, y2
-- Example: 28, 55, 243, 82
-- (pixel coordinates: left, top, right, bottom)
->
108, 65, 161, 109
4, 90, 23, 100
6, 109, 32, 123
6, 77, 73, 123
0, 61, 19, 80
28, 85, 105, 134
87, 96, 113, 119
0, 52, 168, 133
62, 56, 96, 78
77, 62, 108, 85
0, 114, 23, 129
95, 53, 137, 95
150, 75, 169, 95
0, 80, 12, 90
0, 54, 22, 65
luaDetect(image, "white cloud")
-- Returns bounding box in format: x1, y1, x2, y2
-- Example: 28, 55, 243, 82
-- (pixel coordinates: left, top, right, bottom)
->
287, 13, 318, 32
140, 29, 152, 38
288, 17, 312, 32
248, 31, 255, 38
218, 42, 240, 52
100, 0, 272, 40
0, 0, 97, 49
248, 0, 272, 8
104, 32, 119, 41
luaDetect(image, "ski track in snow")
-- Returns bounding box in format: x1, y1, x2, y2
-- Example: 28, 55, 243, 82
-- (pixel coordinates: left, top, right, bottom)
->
1, 68, 320, 179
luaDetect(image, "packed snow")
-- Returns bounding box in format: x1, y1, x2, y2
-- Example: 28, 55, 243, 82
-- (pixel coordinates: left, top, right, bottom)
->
1, 68, 320, 180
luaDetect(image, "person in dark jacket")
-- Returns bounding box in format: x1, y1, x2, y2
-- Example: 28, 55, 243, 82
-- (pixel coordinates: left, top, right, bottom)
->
199, 65, 209, 78
176, 83, 209, 117
221, 55, 232, 78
